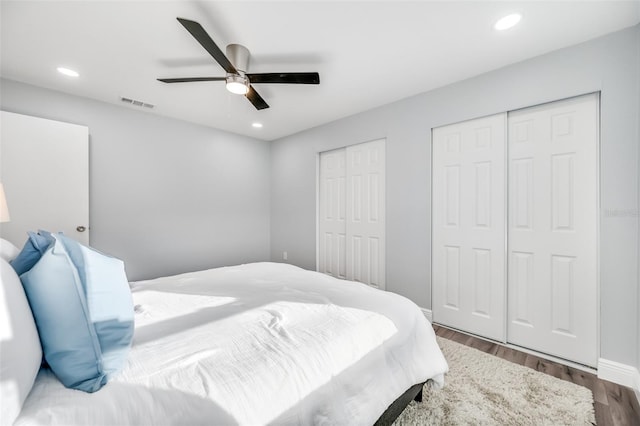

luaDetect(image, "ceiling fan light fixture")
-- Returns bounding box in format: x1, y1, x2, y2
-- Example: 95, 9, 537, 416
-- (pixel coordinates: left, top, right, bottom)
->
226, 74, 249, 95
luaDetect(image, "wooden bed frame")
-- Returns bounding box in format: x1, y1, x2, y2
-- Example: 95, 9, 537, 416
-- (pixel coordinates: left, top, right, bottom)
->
374, 381, 425, 426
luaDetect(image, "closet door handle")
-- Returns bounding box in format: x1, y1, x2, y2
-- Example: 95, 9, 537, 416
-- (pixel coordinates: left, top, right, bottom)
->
76, 226, 86, 232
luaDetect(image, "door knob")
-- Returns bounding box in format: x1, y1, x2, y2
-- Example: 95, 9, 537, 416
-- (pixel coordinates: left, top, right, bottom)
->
76, 226, 86, 232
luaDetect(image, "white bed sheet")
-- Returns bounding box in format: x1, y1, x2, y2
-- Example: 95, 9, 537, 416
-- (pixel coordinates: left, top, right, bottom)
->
16, 262, 448, 425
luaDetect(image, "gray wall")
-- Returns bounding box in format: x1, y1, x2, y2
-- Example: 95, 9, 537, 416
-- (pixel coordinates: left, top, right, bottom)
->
637, 30, 640, 376
270, 25, 640, 366
1, 78, 271, 281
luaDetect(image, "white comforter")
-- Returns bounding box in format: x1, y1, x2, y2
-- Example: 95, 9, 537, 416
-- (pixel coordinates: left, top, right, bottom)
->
16, 262, 448, 425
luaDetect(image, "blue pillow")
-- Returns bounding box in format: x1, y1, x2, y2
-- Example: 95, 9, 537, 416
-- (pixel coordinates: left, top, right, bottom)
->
19, 234, 134, 392
10, 230, 55, 275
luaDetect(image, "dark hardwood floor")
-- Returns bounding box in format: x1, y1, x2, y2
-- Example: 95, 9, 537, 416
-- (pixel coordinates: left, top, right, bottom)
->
433, 325, 640, 426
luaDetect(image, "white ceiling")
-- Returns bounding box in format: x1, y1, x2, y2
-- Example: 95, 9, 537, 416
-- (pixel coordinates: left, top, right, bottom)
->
1, 1, 639, 141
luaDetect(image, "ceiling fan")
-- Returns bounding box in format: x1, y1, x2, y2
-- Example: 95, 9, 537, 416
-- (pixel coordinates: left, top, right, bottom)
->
158, 18, 320, 110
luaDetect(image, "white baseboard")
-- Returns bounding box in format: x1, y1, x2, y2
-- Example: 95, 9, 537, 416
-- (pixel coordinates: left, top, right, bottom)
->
597, 358, 640, 395
420, 307, 433, 323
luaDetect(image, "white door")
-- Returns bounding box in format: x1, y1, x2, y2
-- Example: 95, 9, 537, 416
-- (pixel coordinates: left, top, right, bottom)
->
507, 94, 598, 367
432, 114, 507, 341
318, 148, 347, 279
345, 139, 385, 289
318, 139, 385, 289
0, 111, 89, 246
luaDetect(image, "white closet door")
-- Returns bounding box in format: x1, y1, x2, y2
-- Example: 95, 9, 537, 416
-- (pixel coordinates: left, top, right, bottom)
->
0, 111, 89, 246
318, 139, 385, 289
345, 139, 385, 289
432, 114, 506, 341
507, 94, 598, 367
318, 148, 347, 279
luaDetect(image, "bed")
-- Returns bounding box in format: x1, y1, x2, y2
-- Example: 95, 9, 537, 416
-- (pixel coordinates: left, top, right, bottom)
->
3, 239, 448, 425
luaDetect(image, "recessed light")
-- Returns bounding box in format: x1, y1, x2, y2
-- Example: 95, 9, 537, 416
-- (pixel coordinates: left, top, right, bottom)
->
494, 13, 521, 31
57, 67, 79, 77
252, 122, 263, 128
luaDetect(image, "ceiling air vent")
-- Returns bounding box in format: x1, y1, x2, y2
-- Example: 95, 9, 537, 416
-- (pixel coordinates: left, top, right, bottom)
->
120, 96, 155, 109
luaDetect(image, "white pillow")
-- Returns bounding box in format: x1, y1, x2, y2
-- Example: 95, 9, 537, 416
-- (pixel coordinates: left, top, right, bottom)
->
0, 238, 20, 262
0, 258, 43, 425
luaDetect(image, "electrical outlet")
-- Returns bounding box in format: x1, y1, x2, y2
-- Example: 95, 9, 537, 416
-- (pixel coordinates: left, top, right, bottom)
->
283, 251, 288, 260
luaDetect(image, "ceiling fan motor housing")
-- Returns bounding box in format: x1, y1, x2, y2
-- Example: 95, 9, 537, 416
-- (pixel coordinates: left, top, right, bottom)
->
226, 44, 250, 73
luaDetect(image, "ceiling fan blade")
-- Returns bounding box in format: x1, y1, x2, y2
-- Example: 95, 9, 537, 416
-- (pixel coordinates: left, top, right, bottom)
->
247, 72, 320, 84
157, 77, 226, 83
246, 86, 269, 110
176, 17, 237, 74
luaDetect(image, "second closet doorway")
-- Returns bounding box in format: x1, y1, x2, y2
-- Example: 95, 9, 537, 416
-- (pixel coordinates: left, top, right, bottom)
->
318, 139, 386, 289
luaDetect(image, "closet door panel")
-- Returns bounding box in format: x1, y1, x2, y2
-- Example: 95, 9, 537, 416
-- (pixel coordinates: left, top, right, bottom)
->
346, 139, 386, 289
432, 113, 506, 341
318, 148, 347, 279
507, 93, 598, 367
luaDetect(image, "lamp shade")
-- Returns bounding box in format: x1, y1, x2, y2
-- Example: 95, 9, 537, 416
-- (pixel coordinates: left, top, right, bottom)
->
0, 183, 10, 222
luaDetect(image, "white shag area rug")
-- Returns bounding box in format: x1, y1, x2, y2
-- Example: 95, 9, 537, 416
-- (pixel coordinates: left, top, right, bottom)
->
394, 337, 596, 425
